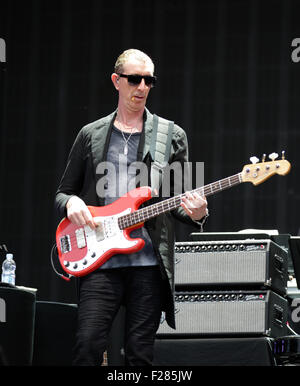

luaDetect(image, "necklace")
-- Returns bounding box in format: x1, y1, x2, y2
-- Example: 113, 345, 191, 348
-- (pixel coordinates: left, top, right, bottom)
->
120, 127, 135, 155
116, 118, 140, 155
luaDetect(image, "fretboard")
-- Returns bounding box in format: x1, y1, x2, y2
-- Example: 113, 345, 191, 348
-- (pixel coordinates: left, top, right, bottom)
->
118, 172, 242, 230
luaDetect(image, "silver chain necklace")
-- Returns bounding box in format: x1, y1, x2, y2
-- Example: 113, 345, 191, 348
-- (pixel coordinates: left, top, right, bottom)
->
120, 127, 135, 155
116, 118, 140, 155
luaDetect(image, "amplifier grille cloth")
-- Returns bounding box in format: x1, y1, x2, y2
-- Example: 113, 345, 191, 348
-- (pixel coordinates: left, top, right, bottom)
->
159, 301, 266, 334
175, 251, 267, 284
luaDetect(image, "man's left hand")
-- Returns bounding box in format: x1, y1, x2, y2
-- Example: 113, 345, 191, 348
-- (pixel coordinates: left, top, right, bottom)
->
181, 191, 208, 221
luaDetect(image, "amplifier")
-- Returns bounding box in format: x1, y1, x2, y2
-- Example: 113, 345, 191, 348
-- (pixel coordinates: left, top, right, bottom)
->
174, 239, 288, 294
157, 290, 288, 338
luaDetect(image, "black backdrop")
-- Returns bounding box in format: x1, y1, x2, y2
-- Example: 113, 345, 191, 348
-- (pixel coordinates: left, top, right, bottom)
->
0, 0, 299, 303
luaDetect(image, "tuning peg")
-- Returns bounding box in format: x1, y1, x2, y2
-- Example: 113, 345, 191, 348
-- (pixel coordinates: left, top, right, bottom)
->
281, 151, 285, 160
250, 156, 260, 164
262, 154, 266, 162
268, 152, 278, 161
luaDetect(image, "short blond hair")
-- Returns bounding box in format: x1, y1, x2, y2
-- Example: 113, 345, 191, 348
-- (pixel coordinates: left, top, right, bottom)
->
114, 49, 155, 74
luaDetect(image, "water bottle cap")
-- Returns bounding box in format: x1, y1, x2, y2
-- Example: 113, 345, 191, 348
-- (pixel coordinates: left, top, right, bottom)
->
6, 253, 13, 259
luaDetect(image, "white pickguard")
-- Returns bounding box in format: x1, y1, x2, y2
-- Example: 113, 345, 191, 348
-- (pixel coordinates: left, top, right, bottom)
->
63, 208, 138, 274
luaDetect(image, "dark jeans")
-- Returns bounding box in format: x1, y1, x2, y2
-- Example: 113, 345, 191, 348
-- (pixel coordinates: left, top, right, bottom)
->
72, 266, 163, 366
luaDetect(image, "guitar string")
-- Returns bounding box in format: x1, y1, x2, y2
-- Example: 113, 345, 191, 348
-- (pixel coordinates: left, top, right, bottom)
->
118, 173, 242, 229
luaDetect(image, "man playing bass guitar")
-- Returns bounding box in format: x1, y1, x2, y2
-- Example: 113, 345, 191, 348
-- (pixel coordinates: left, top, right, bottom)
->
55, 49, 208, 366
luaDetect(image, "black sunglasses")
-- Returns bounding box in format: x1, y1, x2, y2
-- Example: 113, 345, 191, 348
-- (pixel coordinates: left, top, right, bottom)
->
118, 74, 157, 87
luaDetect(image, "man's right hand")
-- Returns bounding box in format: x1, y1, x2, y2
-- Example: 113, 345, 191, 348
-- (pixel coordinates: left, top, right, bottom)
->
66, 196, 96, 229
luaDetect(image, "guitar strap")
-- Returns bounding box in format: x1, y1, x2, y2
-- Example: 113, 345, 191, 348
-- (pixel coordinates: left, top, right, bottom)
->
150, 114, 174, 193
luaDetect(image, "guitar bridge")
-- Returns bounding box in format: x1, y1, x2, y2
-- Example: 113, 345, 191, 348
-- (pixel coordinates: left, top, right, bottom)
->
60, 235, 71, 253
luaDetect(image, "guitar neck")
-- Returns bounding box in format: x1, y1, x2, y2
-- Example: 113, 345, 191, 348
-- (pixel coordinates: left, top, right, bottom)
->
118, 172, 242, 230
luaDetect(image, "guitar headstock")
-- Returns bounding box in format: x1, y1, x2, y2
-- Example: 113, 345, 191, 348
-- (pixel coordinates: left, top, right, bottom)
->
241, 151, 291, 185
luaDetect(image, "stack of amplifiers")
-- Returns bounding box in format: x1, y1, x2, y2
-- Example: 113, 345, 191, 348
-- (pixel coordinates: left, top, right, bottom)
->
174, 239, 288, 295
157, 290, 288, 338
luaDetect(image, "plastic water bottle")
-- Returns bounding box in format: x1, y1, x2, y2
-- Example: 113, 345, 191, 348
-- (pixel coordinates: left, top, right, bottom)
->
1, 253, 16, 285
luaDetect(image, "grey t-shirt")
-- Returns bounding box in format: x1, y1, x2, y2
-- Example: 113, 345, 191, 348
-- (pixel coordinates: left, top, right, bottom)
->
100, 125, 158, 269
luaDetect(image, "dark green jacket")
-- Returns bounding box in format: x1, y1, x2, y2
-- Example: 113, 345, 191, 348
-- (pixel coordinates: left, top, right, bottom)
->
55, 108, 204, 328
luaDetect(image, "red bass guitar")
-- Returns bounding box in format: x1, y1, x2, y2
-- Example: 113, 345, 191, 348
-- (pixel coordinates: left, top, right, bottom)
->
55, 153, 291, 279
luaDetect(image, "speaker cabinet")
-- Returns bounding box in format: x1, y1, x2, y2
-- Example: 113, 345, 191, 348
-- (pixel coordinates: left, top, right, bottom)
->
157, 290, 287, 338
153, 337, 276, 366
174, 240, 288, 295
0, 286, 36, 365
32, 301, 78, 366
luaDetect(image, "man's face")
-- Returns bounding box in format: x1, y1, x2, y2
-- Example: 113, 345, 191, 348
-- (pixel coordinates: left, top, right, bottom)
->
115, 58, 154, 113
